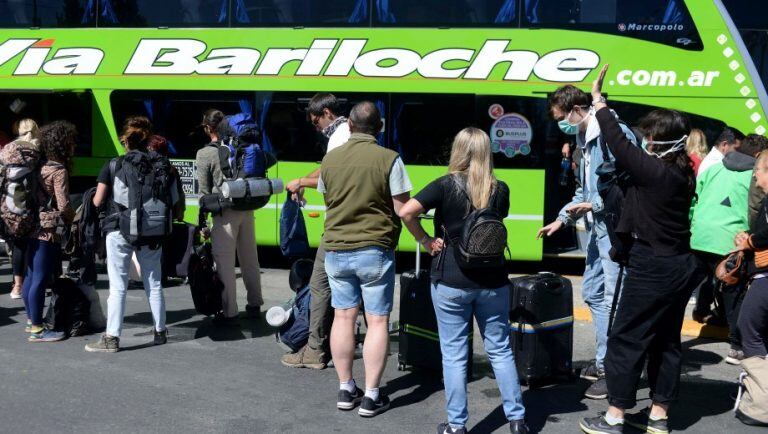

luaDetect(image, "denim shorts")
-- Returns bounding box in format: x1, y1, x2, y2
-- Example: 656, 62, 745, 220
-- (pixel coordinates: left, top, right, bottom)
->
325, 246, 395, 316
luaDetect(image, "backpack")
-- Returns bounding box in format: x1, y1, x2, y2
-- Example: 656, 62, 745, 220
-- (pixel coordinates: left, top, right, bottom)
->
187, 240, 224, 316
43, 277, 91, 337
595, 122, 638, 264
0, 140, 42, 239
108, 150, 175, 246
216, 114, 270, 211
280, 194, 309, 258
448, 175, 509, 269
278, 285, 312, 352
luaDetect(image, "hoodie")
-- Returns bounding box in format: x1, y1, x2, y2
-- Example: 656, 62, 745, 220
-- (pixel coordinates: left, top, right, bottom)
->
689, 151, 755, 256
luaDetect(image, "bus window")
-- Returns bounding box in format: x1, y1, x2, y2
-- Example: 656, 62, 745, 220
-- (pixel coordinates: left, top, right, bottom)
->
267, 92, 382, 162
233, 0, 367, 26
0, 91, 92, 156
522, 0, 703, 50
389, 94, 475, 166
375, 0, 510, 26
0, 0, 91, 27
98, 0, 224, 27
111, 91, 247, 158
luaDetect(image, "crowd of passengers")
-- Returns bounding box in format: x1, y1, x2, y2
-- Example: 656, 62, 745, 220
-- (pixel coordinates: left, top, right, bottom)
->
2, 66, 767, 434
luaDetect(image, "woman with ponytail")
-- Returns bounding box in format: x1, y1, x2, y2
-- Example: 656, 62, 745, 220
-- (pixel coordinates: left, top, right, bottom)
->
398, 128, 527, 434
87, 116, 179, 353
8, 118, 39, 300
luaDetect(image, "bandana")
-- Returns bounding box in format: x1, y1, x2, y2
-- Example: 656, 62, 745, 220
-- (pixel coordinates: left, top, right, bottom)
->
322, 116, 348, 139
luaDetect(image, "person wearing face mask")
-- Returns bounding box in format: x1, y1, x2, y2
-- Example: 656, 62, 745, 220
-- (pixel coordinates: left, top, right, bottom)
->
537, 85, 637, 401
579, 65, 707, 434
282, 93, 350, 370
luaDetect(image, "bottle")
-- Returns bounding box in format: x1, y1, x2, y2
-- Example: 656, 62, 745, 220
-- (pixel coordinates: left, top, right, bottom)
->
559, 157, 570, 187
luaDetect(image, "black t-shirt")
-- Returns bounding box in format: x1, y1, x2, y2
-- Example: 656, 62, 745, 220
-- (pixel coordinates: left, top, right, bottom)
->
414, 174, 510, 289
97, 160, 118, 232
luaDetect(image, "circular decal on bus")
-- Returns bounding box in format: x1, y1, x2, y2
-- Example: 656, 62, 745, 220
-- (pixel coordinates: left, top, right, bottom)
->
488, 103, 505, 120
490, 113, 532, 158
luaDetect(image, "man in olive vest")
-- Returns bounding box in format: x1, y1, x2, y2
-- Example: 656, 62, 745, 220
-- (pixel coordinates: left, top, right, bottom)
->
318, 101, 412, 417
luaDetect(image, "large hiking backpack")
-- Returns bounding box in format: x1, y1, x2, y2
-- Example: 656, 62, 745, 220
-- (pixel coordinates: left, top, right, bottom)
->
0, 140, 42, 238
109, 150, 175, 246
449, 175, 508, 269
216, 114, 270, 211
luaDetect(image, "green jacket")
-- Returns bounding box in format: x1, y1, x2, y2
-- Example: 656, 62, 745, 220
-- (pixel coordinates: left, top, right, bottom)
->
690, 151, 754, 256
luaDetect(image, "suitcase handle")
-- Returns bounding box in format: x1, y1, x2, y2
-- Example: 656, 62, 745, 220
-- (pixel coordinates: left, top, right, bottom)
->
414, 214, 434, 279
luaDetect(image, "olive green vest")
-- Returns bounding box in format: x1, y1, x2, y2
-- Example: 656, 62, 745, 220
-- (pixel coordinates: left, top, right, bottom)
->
321, 133, 401, 250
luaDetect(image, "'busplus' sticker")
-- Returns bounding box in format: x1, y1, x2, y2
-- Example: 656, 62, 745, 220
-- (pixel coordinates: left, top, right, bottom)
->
490, 113, 532, 158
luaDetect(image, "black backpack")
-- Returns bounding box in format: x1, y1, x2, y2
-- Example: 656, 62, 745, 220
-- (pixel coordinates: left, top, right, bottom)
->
448, 176, 509, 269
43, 277, 91, 337
595, 122, 638, 264
187, 239, 224, 316
108, 150, 175, 246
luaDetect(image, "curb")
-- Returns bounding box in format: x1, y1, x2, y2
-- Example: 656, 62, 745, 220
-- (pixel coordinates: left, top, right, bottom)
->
573, 306, 728, 340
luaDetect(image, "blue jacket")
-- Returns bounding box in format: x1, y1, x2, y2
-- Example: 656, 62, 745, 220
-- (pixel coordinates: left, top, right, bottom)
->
557, 112, 637, 236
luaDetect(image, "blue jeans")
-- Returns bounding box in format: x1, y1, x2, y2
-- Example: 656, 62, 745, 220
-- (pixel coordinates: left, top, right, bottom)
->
583, 226, 622, 370
432, 282, 525, 428
105, 232, 166, 337
326, 246, 395, 316
22, 239, 58, 326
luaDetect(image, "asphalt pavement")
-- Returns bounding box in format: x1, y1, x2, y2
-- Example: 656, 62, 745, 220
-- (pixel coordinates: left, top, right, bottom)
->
0, 259, 760, 434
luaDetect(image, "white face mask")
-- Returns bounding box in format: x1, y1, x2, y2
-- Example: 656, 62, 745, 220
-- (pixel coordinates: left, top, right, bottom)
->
643, 135, 688, 158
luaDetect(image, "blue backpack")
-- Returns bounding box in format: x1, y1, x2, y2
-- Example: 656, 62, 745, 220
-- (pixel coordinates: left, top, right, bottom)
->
280, 194, 309, 258
278, 285, 311, 352
216, 113, 270, 210
218, 113, 266, 179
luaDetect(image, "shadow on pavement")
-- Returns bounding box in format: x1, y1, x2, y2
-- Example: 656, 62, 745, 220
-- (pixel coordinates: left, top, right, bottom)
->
0, 305, 25, 327
386, 370, 444, 410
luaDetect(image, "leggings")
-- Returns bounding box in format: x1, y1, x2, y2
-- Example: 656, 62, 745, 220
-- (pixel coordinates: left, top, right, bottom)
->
22, 239, 58, 326
11, 238, 28, 278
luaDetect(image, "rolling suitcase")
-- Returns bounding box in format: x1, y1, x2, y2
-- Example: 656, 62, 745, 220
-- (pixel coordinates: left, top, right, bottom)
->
509, 272, 574, 385
397, 240, 472, 377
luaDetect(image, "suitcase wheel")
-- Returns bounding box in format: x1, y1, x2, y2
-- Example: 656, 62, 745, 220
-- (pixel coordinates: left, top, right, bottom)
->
397, 362, 406, 371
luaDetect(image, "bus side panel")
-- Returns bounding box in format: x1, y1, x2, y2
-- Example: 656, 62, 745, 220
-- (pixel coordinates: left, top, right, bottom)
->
397, 166, 544, 261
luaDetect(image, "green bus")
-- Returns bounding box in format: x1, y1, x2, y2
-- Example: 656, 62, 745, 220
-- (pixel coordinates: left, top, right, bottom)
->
0, 0, 765, 260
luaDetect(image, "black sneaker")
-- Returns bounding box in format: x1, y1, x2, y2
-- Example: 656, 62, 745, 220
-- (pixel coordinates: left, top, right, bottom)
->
585, 378, 608, 400
337, 387, 364, 411
582, 362, 604, 382
509, 419, 529, 434
245, 304, 261, 319
625, 408, 669, 434
579, 414, 626, 434
358, 394, 390, 417
212, 313, 239, 327
154, 329, 168, 345
437, 422, 467, 434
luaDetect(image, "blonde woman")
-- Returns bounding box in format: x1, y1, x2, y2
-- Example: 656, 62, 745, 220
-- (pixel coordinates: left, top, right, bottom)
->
399, 128, 527, 434
686, 128, 707, 176
8, 118, 39, 300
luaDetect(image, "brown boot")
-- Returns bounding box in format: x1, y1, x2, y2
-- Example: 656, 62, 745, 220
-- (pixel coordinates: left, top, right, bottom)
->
281, 345, 327, 369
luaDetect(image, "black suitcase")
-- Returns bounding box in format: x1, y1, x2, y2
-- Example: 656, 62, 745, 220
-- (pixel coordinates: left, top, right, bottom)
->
398, 246, 472, 377
509, 272, 574, 384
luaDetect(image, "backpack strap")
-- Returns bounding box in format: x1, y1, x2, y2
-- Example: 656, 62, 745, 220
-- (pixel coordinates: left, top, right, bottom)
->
108, 156, 123, 185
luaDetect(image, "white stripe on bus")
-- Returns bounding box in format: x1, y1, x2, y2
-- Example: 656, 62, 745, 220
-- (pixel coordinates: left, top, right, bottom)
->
186, 199, 542, 221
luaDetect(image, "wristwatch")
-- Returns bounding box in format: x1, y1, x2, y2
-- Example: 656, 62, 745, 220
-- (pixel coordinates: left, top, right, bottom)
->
592, 95, 607, 106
